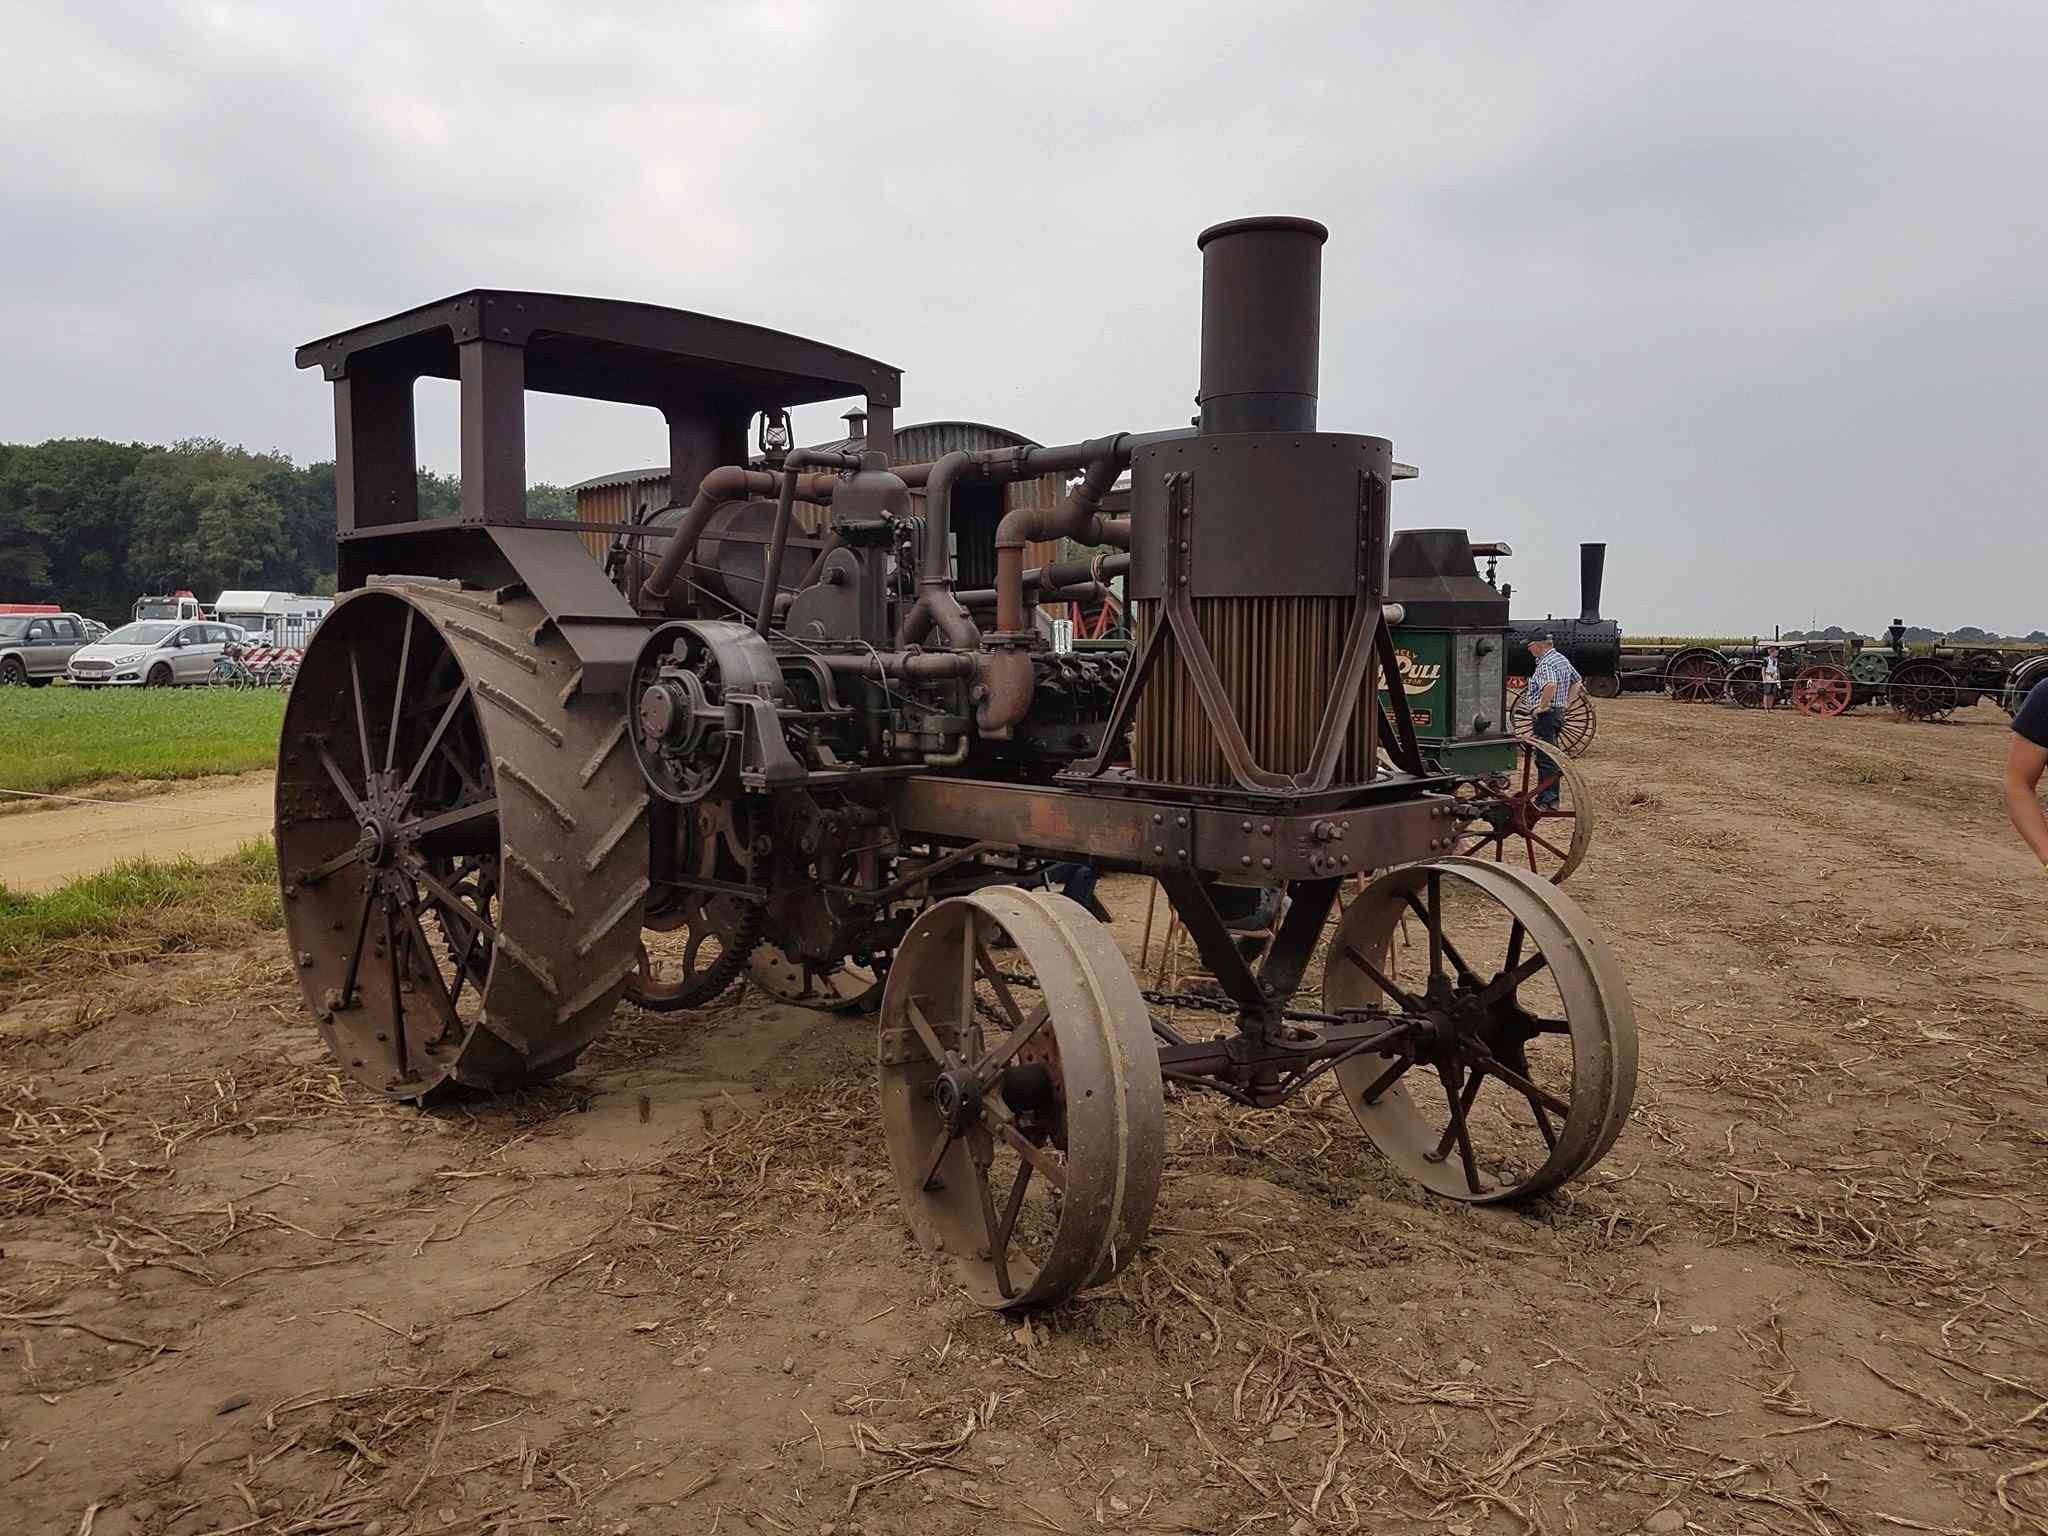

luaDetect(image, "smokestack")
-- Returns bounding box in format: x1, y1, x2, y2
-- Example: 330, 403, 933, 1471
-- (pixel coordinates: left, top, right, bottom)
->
1579, 542, 1607, 623
1195, 216, 1326, 434
841, 406, 867, 443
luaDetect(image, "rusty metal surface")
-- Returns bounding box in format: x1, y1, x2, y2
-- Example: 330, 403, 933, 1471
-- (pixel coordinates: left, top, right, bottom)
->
891, 776, 1448, 877
1127, 433, 1391, 601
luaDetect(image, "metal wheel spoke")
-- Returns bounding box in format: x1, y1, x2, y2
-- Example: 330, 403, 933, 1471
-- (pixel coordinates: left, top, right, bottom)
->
981, 1096, 1068, 1192
1444, 1066, 1485, 1193
385, 610, 414, 774
413, 865, 500, 944
1480, 950, 1549, 1008
1338, 942, 1424, 1012
382, 900, 409, 1076
993, 1160, 1033, 1279
971, 937, 1028, 1035
1465, 1044, 1570, 1117
403, 680, 474, 797
1356, 1053, 1413, 1106
958, 914, 981, 1058
972, 1162, 1014, 1301
1528, 830, 1572, 861
448, 927, 485, 1012
904, 998, 956, 1070
349, 647, 377, 785
410, 798, 498, 841
299, 844, 363, 887
1505, 920, 1526, 973
317, 743, 364, 814
1406, 887, 1477, 985
338, 889, 374, 1010
1425, 871, 1444, 980
1427, 1063, 1486, 1166
1522, 1015, 1571, 1035
972, 1006, 1051, 1086
916, 1124, 957, 1192
400, 900, 465, 1040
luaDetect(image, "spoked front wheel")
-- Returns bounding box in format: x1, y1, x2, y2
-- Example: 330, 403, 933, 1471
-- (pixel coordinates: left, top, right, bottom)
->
1324, 859, 1636, 1203
879, 887, 1164, 1310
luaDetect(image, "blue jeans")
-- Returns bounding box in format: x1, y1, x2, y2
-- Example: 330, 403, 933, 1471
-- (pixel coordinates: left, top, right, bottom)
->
1530, 708, 1565, 806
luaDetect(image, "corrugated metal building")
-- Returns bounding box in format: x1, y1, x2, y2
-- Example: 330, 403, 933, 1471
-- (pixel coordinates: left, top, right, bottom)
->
568, 414, 1075, 583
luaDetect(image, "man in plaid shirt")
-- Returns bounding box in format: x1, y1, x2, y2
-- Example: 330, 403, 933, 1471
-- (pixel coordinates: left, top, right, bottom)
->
1524, 635, 1580, 807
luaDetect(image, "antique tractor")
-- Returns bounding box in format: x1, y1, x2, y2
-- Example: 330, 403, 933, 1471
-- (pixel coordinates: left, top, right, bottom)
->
278, 217, 1637, 1309
1383, 531, 1591, 882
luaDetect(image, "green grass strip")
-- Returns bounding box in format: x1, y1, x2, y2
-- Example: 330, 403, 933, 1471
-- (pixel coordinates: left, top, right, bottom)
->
0, 686, 284, 795
0, 838, 280, 983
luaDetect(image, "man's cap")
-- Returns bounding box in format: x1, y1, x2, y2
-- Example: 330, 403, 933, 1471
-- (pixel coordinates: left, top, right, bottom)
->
1532, 631, 1556, 643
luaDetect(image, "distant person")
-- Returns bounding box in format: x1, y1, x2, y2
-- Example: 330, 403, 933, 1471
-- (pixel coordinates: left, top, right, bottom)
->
1762, 650, 1781, 709
1524, 634, 1580, 807
2005, 683, 2048, 868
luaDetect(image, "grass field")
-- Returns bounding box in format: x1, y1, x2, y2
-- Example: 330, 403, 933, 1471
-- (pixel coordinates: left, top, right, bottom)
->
0, 837, 279, 986
0, 686, 283, 795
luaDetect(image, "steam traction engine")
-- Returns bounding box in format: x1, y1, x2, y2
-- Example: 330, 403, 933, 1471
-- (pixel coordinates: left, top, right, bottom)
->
278, 218, 1638, 1309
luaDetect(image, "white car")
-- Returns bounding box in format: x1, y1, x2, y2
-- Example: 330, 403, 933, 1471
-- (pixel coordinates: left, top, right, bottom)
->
66, 619, 238, 687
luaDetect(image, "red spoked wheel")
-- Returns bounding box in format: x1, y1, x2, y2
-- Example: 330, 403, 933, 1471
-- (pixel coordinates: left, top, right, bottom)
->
1791, 664, 1851, 718
1453, 738, 1592, 884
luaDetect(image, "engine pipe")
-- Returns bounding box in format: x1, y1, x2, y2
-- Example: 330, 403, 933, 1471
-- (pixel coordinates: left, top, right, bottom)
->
638, 464, 843, 609
895, 451, 985, 651
955, 550, 1130, 609
818, 649, 977, 682
980, 436, 1133, 733
756, 449, 862, 635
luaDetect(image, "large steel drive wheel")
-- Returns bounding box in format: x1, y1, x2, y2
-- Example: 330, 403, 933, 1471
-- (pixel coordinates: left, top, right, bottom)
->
880, 887, 1164, 1310
1324, 859, 1636, 1203
1666, 650, 1727, 703
277, 581, 649, 1098
1889, 659, 1955, 721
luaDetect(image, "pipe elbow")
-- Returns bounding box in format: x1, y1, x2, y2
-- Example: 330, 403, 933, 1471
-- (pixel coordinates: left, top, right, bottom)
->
974, 649, 1034, 736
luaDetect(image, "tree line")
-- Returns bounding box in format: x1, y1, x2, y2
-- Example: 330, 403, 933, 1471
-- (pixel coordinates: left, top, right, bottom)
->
0, 438, 575, 624
1782, 622, 2048, 644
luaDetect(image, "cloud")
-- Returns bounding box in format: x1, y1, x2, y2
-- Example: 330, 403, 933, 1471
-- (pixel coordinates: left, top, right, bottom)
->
2, 0, 2044, 632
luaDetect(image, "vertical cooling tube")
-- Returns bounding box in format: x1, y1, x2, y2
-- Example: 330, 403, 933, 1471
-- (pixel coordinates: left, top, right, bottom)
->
1130, 216, 1381, 789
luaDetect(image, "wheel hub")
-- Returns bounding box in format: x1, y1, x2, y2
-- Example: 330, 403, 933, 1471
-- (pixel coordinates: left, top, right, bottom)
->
930, 1068, 983, 1135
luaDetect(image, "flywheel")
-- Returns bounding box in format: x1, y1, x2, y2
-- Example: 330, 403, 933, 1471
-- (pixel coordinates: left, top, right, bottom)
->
276, 581, 649, 1098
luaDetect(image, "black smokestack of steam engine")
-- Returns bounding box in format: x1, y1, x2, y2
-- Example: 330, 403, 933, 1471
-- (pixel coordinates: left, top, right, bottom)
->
1504, 541, 1624, 698
1580, 542, 1607, 624
1196, 216, 1326, 434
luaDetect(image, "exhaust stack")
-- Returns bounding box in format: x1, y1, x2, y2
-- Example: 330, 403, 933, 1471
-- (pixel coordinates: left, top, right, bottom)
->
1579, 542, 1607, 624
1196, 216, 1326, 434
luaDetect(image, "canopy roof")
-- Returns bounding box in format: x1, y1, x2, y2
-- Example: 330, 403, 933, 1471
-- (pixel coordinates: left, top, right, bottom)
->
296, 290, 900, 410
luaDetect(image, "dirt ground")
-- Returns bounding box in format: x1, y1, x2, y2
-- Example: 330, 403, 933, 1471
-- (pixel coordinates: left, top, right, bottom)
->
0, 774, 274, 891
2, 696, 2044, 1536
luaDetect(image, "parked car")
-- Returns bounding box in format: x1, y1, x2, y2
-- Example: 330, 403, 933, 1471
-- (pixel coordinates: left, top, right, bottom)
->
65, 619, 238, 687
0, 612, 94, 685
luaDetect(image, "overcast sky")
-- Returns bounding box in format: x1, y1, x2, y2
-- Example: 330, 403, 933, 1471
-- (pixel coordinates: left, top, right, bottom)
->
5, 1, 2044, 634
